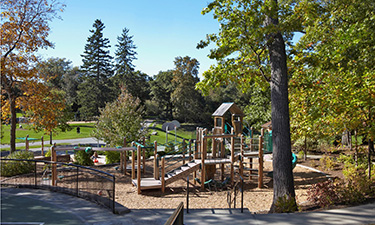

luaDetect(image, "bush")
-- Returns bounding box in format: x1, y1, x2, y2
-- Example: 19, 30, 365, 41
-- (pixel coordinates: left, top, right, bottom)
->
307, 179, 340, 208
274, 194, 298, 213
74, 150, 93, 166
319, 155, 336, 170
340, 166, 374, 204
1, 151, 34, 177
105, 151, 120, 164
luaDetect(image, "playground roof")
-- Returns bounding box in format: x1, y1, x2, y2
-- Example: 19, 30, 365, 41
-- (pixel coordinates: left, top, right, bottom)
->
212, 102, 244, 117
261, 121, 272, 129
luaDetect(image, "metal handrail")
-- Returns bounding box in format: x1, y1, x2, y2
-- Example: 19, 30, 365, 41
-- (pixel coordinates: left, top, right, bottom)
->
0, 158, 116, 214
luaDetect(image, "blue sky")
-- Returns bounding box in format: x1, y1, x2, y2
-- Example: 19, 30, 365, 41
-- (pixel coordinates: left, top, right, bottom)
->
38, 0, 219, 77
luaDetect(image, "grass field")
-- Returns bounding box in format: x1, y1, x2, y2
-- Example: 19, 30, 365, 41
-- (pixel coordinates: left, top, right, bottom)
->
1, 120, 197, 150
1, 123, 95, 145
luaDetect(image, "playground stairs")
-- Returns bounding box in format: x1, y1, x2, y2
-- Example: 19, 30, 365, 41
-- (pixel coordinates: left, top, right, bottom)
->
164, 160, 201, 185
132, 160, 201, 191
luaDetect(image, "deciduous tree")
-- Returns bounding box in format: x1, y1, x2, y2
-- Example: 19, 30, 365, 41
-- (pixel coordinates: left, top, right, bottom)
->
1, 0, 65, 152
197, 0, 299, 212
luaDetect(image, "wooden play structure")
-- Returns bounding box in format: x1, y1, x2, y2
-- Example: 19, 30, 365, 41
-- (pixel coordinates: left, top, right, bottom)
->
49, 138, 136, 186
132, 103, 270, 194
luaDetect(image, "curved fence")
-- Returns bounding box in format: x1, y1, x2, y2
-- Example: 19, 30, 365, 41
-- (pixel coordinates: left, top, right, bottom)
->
0, 158, 116, 214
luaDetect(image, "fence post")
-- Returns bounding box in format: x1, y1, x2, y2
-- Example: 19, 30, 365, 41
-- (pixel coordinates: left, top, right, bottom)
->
231, 134, 235, 186
26, 135, 29, 151
189, 139, 192, 161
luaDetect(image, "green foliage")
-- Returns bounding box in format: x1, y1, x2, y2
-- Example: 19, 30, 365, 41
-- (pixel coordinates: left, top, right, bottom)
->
93, 87, 146, 147
150, 70, 174, 120
340, 166, 374, 204
78, 19, 115, 120
274, 195, 298, 213
74, 150, 93, 166
171, 56, 204, 123
319, 155, 336, 170
105, 151, 120, 164
1, 151, 34, 177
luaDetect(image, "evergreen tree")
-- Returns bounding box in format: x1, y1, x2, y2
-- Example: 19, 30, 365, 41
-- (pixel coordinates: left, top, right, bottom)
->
78, 19, 114, 120
150, 70, 175, 120
113, 28, 150, 104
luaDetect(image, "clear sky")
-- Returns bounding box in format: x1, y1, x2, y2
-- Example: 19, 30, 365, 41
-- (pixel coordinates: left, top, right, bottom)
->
38, 0, 220, 77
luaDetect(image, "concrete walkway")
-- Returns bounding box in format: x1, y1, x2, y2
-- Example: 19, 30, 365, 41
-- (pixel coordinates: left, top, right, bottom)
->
1, 188, 374, 225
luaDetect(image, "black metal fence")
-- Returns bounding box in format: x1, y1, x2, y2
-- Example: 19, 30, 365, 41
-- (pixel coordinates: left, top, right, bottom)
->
0, 158, 116, 214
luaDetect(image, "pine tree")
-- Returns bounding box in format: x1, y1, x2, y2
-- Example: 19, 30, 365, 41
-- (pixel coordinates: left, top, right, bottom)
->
78, 19, 114, 120
113, 27, 144, 100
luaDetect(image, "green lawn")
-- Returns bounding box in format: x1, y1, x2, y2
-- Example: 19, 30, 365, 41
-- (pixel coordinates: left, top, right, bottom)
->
148, 123, 196, 145
1, 121, 198, 150
1, 123, 95, 145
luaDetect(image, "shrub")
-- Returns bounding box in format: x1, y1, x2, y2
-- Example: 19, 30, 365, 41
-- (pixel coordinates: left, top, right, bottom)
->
319, 155, 336, 170
74, 149, 93, 166
1, 151, 34, 177
105, 151, 120, 164
307, 179, 340, 208
274, 194, 298, 213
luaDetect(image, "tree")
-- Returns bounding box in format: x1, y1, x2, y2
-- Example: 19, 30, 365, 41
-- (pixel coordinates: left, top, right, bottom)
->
292, 0, 375, 176
93, 87, 146, 146
150, 70, 175, 120
197, 0, 298, 212
1, 0, 65, 152
36, 57, 72, 89
62, 66, 82, 117
113, 27, 137, 86
171, 56, 205, 123
78, 19, 115, 119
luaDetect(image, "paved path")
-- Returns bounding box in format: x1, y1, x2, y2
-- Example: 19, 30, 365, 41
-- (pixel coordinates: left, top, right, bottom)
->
1, 188, 374, 225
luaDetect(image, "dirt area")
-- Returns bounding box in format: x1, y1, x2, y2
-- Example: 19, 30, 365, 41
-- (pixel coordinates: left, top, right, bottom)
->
95, 157, 329, 213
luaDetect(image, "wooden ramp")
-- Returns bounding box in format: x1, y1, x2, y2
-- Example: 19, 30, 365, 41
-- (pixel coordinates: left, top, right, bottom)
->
132, 160, 201, 191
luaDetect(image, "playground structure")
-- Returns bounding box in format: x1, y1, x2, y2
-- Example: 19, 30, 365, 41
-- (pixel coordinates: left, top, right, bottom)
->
131, 103, 272, 194
46, 103, 281, 195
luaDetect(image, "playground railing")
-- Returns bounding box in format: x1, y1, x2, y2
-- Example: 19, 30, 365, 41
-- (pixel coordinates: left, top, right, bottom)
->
0, 158, 117, 214
160, 140, 195, 175
164, 202, 184, 225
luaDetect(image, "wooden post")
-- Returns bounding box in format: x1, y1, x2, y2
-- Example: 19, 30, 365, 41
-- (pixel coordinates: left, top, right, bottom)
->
182, 139, 186, 165
258, 135, 264, 188
212, 129, 217, 159
201, 130, 206, 191
189, 139, 192, 161
154, 141, 158, 179
161, 157, 165, 193
221, 138, 225, 181
41, 136, 44, 155
137, 145, 141, 194
240, 135, 244, 178
193, 140, 197, 185
123, 137, 127, 175
231, 134, 235, 186
131, 143, 136, 180
25, 135, 29, 151
51, 144, 57, 186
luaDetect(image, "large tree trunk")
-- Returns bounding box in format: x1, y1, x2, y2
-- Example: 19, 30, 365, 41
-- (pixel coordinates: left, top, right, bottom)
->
9, 93, 17, 153
266, 4, 296, 212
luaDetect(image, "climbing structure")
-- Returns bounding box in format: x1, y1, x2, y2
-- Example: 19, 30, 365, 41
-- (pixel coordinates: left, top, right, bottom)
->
132, 102, 269, 194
